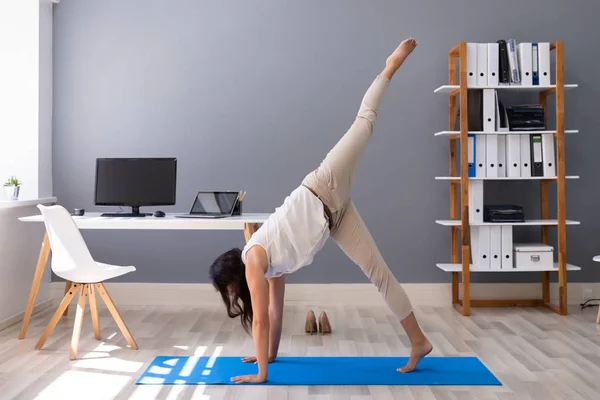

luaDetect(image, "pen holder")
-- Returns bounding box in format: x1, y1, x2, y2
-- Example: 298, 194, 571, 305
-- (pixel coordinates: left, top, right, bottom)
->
232, 200, 243, 216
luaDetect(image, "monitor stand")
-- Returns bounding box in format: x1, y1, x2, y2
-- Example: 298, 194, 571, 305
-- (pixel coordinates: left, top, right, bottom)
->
100, 206, 152, 217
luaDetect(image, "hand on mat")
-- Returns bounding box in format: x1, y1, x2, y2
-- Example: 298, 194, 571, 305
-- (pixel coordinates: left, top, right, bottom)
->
242, 355, 275, 363
230, 373, 266, 384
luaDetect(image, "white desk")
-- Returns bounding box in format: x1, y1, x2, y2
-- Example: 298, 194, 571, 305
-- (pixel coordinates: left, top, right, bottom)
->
17, 212, 269, 339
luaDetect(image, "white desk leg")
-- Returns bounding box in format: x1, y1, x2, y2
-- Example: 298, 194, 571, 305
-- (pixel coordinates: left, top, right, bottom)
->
19, 233, 51, 339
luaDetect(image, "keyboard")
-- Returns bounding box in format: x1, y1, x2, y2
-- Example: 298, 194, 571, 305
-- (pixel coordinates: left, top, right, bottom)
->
100, 213, 150, 218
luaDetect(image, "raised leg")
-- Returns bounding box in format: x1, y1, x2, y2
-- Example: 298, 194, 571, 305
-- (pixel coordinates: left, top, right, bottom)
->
243, 223, 258, 243
36, 283, 80, 350
301, 39, 417, 213
331, 201, 431, 372
89, 284, 101, 340
95, 283, 138, 350
383, 38, 419, 79
20, 233, 51, 339
70, 284, 88, 360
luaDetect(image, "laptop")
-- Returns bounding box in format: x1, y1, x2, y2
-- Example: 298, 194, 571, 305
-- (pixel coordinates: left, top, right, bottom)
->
174, 191, 240, 219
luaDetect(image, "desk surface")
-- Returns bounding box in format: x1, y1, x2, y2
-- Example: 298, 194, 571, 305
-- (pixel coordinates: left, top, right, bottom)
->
0, 197, 57, 210
19, 212, 270, 230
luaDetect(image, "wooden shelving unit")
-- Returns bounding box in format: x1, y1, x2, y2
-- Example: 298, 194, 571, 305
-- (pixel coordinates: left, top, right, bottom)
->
435, 41, 578, 316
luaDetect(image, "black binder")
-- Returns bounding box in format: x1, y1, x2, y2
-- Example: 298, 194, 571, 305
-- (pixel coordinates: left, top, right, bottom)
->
454, 90, 483, 131
497, 40, 510, 84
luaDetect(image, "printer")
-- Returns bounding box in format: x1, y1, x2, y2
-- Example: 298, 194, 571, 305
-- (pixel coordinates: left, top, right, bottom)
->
483, 205, 525, 223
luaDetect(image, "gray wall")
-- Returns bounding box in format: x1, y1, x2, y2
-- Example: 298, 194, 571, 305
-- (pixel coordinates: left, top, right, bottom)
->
53, 0, 600, 284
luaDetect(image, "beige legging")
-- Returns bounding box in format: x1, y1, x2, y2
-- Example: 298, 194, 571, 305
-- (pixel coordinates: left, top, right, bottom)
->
302, 75, 413, 321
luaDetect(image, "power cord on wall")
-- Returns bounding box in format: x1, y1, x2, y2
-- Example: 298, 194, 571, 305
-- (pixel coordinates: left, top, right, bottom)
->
580, 299, 600, 310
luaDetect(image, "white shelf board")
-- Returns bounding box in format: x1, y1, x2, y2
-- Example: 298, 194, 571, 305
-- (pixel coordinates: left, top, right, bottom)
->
436, 263, 581, 272
434, 130, 578, 136
435, 176, 579, 180
434, 84, 578, 94
435, 219, 580, 226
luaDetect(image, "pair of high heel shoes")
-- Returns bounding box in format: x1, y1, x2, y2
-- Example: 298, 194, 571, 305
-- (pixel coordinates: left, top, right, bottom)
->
305, 310, 331, 334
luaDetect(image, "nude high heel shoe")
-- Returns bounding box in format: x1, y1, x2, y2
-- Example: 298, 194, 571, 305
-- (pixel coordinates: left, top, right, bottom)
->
318, 311, 331, 334
305, 310, 317, 334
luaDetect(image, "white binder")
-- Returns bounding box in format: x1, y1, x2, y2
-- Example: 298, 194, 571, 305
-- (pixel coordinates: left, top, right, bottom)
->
477, 43, 488, 86
538, 42, 551, 86
487, 42, 499, 86
475, 134, 487, 178
507, 39, 520, 84
497, 135, 507, 177
495, 90, 510, 132
486, 134, 498, 178
483, 89, 496, 131
483, 89, 498, 177
506, 135, 521, 178
520, 134, 532, 178
542, 133, 556, 177
495, 91, 509, 132
501, 225, 513, 269
490, 225, 502, 270
469, 180, 484, 223
517, 43, 533, 86
467, 43, 478, 87
474, 225, 490, 268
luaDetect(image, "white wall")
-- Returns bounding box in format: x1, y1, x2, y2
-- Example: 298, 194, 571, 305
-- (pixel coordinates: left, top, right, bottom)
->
0, 0, 53, 200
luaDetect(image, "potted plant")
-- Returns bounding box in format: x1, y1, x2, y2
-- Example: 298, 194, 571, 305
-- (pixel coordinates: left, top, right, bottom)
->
3, 176, 22, 200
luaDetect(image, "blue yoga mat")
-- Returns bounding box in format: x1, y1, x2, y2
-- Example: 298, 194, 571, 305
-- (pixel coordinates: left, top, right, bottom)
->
136, 356, 501, 386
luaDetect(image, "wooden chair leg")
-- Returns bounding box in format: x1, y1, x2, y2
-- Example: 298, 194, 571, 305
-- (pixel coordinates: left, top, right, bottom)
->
62, 280, 73, 316
89, 284, 101, 340
95, 283, 138, 350
36, 283, 80, 350
70, 284, 88, 360
596, 305, 600, 324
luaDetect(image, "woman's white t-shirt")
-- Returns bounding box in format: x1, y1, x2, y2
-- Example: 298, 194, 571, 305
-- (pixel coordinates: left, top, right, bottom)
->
241, 185, 330, 279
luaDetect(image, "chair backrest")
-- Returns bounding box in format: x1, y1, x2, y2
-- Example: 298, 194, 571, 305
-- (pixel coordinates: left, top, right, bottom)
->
37, 204, 97, 279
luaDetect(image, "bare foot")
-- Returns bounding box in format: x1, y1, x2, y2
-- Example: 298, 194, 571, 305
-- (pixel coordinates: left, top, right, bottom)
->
386, 38, 418, 70
397, 339, 432, 373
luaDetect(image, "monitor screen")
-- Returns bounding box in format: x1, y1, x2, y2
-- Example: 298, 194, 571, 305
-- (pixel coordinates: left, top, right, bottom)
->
94, 158, 177, 206
190, 191, 239, 215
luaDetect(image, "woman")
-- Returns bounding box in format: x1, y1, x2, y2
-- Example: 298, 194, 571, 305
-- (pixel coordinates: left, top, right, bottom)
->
210, 38, 432, 384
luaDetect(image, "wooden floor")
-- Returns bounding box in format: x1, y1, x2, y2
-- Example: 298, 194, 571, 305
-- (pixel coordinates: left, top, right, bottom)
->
0, 302, 599, 400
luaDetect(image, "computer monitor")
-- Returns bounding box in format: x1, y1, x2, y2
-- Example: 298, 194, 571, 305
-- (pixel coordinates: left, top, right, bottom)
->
94, 158, 177, 217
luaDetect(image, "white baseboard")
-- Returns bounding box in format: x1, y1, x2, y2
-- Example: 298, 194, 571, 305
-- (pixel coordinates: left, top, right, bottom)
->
0, 299, 53, 332
48, 282, 600, 308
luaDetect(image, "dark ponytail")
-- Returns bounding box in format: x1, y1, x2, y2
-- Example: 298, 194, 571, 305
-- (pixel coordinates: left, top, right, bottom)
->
209, 248, 253, 333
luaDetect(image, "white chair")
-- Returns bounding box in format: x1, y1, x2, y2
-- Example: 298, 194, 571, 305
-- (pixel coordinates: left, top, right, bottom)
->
35, 204, 138, 359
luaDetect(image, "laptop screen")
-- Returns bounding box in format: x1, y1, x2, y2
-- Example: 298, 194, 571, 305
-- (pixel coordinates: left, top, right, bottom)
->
190, 191, 239, 215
